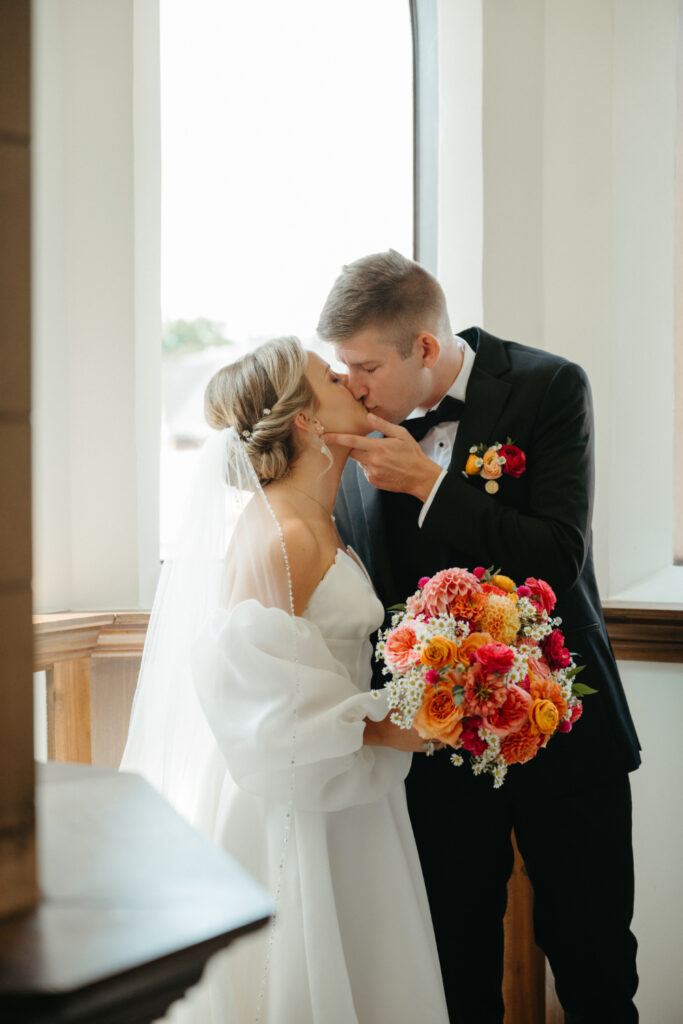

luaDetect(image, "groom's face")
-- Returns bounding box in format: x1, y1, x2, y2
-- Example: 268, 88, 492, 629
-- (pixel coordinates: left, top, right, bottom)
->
333, 328, 428, 424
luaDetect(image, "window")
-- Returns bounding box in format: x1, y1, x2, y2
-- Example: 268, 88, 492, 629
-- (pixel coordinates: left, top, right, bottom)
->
160, 0, 414, 555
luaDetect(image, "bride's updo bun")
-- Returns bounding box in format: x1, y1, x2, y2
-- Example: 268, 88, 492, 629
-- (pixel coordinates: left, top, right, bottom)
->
204, 336, 317, 485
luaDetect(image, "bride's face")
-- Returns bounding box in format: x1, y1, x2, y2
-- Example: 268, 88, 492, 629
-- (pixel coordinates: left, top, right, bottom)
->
305, 351, 371, 436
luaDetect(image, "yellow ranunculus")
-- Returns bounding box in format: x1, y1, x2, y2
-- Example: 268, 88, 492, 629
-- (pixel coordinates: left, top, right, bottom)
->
529, 698, 559, 735
492, 574, 517, 593
465, 454, 481, 475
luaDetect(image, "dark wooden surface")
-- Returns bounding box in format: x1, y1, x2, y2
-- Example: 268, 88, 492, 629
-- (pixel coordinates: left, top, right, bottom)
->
603, 606, 683, 663
0, 762, 272, 1023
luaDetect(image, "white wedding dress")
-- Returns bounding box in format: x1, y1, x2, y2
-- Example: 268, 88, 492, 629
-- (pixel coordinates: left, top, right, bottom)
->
163, 547, 449, 1024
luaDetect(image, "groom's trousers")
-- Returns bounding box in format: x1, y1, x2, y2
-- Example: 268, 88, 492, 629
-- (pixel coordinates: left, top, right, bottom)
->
405, 752, 638, 1024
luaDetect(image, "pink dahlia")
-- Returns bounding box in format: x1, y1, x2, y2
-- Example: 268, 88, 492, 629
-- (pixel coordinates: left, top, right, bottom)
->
384, 625, 420, 669
463, 663, 509, 717
421, 567, 482, 617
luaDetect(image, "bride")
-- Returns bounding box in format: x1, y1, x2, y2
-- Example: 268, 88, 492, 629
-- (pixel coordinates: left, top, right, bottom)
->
121, 336, 449, 1023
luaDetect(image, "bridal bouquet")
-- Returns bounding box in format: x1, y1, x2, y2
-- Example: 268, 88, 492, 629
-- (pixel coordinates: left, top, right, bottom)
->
375, 567, 593, 787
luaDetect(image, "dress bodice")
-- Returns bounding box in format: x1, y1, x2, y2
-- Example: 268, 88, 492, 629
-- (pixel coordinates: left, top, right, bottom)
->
302, 548, 385, 692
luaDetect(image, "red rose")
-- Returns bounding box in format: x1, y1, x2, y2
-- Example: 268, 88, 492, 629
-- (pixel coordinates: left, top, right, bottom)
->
473, 641, 515, 676
542, 629, 571, 669
570, 704, 583, 723
524, 577, 557, 614
500, 444, 526, 478
459, 716, 488, 756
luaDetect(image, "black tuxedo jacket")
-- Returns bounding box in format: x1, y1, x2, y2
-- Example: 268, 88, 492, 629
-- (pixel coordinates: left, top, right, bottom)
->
334, 327, 640, 793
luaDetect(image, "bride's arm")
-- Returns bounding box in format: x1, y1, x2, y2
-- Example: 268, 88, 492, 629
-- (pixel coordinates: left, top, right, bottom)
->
364, 717, 426, 752
192, 602, 412, 812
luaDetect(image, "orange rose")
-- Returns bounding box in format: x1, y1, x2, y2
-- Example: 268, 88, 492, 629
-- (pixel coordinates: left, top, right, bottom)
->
420, 636, 458, 670
414, 685, 465, 745
529, 698, 559, 735
465, 453, 481, 475
530, 676, 568, 719
481, 447, 503, 480
453, 631, 494, 667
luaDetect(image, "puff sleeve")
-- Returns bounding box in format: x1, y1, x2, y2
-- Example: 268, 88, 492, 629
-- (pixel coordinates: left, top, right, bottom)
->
191, 599, 410, 812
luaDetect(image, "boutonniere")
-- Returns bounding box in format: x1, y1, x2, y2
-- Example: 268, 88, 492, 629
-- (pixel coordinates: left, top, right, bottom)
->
462, 438, 527, 494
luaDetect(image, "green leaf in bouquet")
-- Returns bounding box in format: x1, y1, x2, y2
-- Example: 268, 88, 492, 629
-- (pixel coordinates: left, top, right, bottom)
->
451, 685, 465, 706
572, 681, 599, 696
564, 664, 586, 680
386, 603, 407, 613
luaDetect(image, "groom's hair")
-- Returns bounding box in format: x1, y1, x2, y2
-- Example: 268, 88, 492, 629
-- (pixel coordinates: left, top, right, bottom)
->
316, 250, 452, 359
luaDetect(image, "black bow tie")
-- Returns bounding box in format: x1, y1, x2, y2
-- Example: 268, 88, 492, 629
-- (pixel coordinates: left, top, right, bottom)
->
401, 395, 466, 442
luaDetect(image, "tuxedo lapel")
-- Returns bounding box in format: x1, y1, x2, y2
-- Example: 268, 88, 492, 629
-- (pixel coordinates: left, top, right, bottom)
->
340, 457, 395, 599
450, 330, 512, 474
356, 463, 394, 595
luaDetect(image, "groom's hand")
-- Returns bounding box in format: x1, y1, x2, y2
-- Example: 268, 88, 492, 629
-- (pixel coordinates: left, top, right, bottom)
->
324, 413, 442, 501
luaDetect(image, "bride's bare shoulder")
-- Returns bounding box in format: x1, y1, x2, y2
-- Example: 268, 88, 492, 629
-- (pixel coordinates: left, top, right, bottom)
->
277, 518, 328, 615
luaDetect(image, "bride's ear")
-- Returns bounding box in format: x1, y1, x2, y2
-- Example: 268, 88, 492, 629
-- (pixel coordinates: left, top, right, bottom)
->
293, 411, 313, 433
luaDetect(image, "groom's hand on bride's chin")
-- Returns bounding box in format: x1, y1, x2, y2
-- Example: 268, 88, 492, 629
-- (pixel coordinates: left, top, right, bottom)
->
324, 413, 442, 501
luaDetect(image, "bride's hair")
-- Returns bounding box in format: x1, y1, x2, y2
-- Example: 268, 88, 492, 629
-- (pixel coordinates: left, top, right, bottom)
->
204, 335, 318, 485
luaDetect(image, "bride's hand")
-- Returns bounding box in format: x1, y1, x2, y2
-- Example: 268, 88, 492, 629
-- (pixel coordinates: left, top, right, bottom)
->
364, 716, 444, 753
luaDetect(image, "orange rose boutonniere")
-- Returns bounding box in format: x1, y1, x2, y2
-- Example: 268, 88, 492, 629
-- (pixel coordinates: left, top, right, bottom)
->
463, 437, 526, 494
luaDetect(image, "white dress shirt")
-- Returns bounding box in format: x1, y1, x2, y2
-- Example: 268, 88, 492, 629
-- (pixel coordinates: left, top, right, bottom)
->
403, 338, 476, 527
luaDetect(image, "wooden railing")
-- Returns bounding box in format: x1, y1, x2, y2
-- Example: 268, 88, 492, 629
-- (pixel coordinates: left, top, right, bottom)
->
34, 612, 149, 766
34, 606, 683, 766
603, 606, 683, 662
33, 604, 683, 1023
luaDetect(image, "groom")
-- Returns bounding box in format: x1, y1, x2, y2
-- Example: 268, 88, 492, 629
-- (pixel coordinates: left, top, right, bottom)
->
317, 250, 640, 1024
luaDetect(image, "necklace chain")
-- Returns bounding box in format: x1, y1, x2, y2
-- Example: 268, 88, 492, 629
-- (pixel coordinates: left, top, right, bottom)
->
286, 483, 335, 521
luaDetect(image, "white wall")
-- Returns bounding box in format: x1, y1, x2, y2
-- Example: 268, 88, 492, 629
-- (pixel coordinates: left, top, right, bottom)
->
621, 660, 683, 1024
438, 2, 682, 1021
476, 0, 678, 599
437, 0, 483, 328
31, 0, 161, 612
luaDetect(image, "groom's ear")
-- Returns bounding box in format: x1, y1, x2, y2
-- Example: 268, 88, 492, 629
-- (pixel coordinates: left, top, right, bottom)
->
416, 332, 441, 367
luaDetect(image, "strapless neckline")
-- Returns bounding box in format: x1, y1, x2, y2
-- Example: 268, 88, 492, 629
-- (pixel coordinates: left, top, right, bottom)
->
302, 547, 374, 617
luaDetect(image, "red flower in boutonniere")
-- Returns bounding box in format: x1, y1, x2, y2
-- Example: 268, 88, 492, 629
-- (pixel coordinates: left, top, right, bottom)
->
463, 438, 526, 494
498, 444, 526, 478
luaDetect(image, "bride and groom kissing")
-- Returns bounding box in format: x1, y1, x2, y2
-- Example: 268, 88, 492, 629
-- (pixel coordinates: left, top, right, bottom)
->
125, 250, 640, 1023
